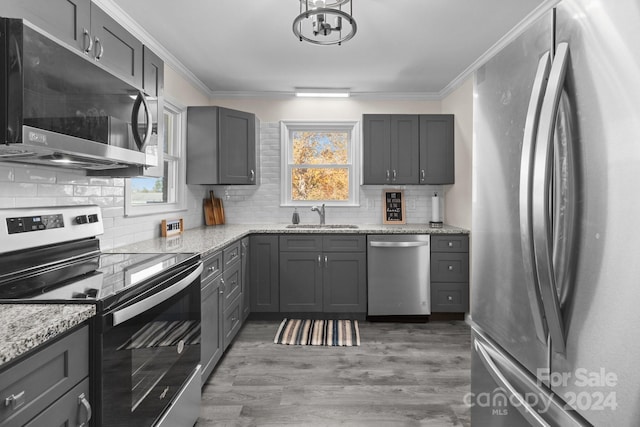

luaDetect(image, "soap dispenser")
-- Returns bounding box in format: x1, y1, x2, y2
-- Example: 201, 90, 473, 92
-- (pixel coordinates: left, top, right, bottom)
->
292, 208, 300, 224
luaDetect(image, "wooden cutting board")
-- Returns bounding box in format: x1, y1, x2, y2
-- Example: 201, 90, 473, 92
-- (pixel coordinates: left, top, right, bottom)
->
204, 198, 215, 225
209, 191, 225, 225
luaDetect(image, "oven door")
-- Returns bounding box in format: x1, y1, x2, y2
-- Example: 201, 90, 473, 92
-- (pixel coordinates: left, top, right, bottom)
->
97, 262, 202, 427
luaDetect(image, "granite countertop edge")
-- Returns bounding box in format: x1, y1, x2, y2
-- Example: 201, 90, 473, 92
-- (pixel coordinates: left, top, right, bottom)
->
0, 304, 96, 368
110, 223, 470, 257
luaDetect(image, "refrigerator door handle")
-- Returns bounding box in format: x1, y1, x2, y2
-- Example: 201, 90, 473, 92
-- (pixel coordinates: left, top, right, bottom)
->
474, 339, 550, 427
519, 51, 552, 344
532, 42, 570, 355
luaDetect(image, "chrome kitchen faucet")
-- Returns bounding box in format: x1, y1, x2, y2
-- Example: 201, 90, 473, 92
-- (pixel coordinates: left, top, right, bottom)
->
311, 204, 326, 225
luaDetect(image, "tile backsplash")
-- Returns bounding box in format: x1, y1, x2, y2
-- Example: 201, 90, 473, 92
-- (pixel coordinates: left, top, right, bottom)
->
0, 121, 445, 249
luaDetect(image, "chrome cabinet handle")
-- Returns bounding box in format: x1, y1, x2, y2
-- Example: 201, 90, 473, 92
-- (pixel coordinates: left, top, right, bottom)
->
385, 170, 390, 182
519, 51, 552, 344
324, 255, 328, 266
249, 170, 255, 182
317, 255, 321, 267
78, 393, 92, 427
420, 169, 425, 182
82, 28, 93, 54
392, 170, 397, 181
532, 43, 571, 355
112, 264, 203, 326
4, 391, 25, 410
219, 278, 225, 294
94, 37, 103, 60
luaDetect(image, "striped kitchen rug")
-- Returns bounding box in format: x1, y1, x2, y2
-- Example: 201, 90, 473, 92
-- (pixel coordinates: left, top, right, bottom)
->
274, 318, 360, 346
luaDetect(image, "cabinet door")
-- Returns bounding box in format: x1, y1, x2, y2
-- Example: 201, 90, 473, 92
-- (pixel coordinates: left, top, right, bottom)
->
222, 261, 242, 310
139, 46, 165, 177
390, 115, 420, 184
23, 378, 90, 427
218, 108, 257, 184
323, 252, 367, 313
201, 275, 223, 382
186, 107, 219, 184
419, 115, 455, 184
249, 235, 279, 312
90, 4, 143, 87
241, 237, 250, 321
2, 0, 90, 52
279, 252, 323, 312
362, 114, 391, 184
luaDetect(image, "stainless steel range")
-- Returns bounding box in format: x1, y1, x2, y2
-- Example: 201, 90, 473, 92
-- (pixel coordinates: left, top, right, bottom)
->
0, 205, 202, 427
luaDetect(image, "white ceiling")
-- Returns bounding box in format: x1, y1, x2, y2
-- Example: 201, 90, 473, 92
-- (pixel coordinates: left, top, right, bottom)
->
109, 0, 550, 98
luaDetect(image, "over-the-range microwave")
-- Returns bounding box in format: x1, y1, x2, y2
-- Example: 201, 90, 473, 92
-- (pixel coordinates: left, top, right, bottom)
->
0, 17, 159, 173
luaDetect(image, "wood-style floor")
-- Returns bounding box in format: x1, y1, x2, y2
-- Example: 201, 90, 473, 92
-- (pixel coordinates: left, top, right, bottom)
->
197, 320, 471, 426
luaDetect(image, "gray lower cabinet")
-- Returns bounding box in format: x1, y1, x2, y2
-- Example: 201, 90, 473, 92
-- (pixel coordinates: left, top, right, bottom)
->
241, 237, 251, 321
430, 235, 469, 312
279, 235, 367, 313
201, 265, 223, 383
0, 325, 91, 427
249, 235, 280, 312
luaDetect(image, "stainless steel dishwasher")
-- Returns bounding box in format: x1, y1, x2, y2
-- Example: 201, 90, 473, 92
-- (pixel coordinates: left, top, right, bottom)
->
367, 234, 430, 316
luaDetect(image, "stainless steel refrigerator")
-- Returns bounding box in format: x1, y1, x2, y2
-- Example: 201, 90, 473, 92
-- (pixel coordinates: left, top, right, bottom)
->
471, 0, 640, 425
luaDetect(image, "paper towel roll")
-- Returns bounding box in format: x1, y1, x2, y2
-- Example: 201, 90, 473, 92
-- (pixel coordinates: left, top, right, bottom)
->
431, 194, 441, 223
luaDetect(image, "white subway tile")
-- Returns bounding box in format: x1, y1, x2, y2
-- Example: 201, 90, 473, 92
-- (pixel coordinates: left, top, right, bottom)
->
75, 185, 102, 196
56, 171, 89, 185
0, 183, 37, 197
37, 184, 74, 197
0, 198, 15, 208
13, 167, 56, 183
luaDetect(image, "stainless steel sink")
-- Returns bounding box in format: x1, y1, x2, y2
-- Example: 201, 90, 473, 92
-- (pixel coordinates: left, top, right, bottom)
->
285, 224, 359, 229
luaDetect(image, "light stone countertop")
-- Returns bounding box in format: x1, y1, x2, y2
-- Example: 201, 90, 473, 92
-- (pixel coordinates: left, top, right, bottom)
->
0, 304, 96, 367
111, 223, 469, 257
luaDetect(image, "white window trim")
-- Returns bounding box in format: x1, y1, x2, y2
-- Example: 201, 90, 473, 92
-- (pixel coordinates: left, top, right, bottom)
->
280, 120, 360, 207
124, 98, 188, 217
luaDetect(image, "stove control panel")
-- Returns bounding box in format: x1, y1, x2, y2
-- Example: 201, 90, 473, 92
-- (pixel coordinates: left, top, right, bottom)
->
6, 214, 64, 234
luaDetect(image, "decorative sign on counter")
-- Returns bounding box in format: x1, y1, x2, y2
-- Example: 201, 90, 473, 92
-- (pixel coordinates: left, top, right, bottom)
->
382, 190, 406, 224
161, 218, 184, 237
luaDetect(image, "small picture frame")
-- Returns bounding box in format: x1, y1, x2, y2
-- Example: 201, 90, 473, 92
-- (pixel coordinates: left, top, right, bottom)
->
161, 218, 184, 237
382, 190, 406, 224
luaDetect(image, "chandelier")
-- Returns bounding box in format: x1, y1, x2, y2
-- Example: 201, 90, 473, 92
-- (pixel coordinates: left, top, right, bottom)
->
293, 0, 357, 46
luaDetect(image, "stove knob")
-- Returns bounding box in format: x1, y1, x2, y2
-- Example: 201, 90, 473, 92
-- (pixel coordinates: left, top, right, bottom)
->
88, 214, 99, 223
75, 215, 88, 225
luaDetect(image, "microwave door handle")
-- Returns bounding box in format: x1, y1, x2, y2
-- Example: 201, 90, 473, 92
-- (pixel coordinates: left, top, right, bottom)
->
519, 51, 552, 344
131, 91, 153, 151
532, 42, 570, 355
112, 264, 203, 326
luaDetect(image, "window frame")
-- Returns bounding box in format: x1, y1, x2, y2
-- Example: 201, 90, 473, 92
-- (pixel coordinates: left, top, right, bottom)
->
280, 120, 360, 207
124, 99, 188, 217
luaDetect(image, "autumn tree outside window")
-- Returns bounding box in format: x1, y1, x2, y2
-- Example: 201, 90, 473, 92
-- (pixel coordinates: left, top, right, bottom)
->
281, 121, 360, 206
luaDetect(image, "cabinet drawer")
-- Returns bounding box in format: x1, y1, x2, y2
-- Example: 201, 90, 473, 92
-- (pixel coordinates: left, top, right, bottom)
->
202, 251, 223, 283
0, 326, 88, 426
223, 241, 241, 268
431, 282, 469, 312
431, 252, 469, 282
279, 235, 323, 252
322, 235, 366, 252
222, 261, 241, 310
431, 235, 469, 252
223, 294, 242, 349
24, 378, 90, 427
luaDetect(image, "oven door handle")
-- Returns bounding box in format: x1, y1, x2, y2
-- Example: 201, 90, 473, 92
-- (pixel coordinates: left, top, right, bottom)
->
112, 263, 203, 326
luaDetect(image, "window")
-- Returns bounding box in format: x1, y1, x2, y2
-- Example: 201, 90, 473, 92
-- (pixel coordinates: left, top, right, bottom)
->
281, 121, 359, 206
125, 101, 186, 216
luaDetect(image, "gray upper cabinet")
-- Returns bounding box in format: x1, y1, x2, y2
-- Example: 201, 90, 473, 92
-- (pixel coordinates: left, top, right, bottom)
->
187, 106, 258, 185
363, 114, 419, 184
3, 0, 144, 88
363, 114, 454, 185
2, 0, 90, 51
90, 5, 143, 88
139, 46, 165, 178
419, 115, 455, 184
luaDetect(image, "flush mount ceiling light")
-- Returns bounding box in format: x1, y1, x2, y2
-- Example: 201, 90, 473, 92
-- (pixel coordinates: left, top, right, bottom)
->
295, 88, 351, 98
293, 0, 357, 46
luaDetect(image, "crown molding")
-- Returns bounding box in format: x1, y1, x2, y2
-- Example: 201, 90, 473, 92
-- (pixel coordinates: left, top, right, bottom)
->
210, 91, 442, 101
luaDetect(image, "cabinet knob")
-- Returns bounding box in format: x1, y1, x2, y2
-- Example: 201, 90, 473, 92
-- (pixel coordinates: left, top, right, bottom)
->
207, 266, 216, 273
448, 241, 454, 247
447, 295, 454, 302
448, 265, 454, 271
